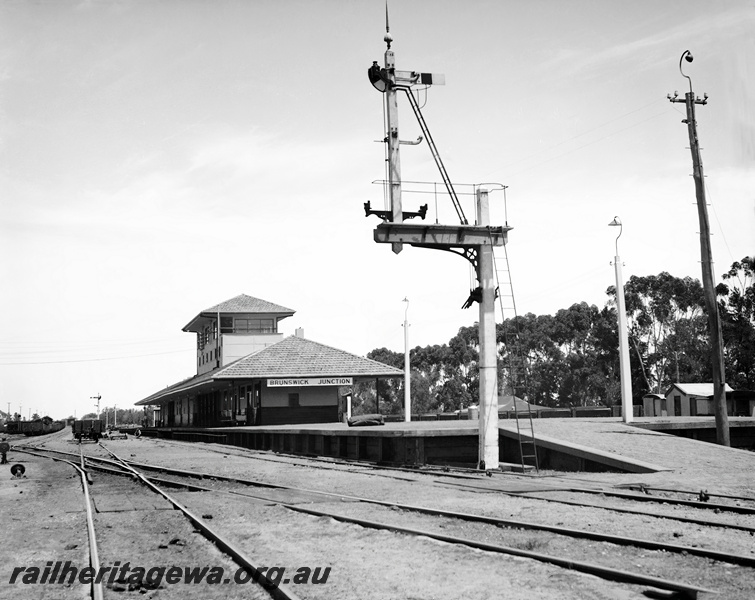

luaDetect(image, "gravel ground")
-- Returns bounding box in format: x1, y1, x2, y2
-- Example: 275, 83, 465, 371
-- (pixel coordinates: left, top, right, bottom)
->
4, 423, 754, 600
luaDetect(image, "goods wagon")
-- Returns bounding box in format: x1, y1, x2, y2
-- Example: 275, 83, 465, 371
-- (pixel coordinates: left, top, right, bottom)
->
73, 419, 104, 441
20, 417, 65, 436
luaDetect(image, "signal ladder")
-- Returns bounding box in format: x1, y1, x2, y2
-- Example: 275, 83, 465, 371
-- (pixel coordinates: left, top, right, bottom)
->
492, 239, 539, 475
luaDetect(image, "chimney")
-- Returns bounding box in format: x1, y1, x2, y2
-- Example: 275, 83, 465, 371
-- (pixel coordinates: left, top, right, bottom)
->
295, 327, 305, 338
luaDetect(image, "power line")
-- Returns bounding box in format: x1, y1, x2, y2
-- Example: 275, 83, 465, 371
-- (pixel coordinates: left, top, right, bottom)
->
506, 109, 671, 178
0, 348, 192, 366
480, 98, 668, 179
705, 182, 737, 266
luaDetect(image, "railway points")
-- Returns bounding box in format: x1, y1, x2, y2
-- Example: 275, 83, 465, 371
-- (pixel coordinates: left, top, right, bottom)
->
3, 425, 754, 599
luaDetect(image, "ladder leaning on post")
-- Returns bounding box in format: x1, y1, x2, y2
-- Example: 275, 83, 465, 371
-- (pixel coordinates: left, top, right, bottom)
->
493, 229, 539, 474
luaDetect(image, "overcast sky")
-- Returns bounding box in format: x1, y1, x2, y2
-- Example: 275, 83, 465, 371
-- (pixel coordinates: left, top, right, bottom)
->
1, 0, 753, 420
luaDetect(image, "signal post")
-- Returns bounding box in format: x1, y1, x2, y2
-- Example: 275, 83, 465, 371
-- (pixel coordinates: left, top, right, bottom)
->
366, 18, 508, 469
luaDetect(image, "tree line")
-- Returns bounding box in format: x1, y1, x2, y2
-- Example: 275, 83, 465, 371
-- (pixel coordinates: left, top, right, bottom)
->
353, 257, 754, 415
79, 407, 146, 426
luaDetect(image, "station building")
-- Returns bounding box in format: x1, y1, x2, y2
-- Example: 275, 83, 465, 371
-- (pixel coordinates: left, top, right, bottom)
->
136, 294, 403, 427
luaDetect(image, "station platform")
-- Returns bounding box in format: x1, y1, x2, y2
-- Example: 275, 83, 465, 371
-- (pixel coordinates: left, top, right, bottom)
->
141, 416, 754, 473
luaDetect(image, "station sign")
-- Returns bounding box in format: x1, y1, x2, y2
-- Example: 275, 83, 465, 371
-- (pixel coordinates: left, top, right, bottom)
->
267, 377, 353, 387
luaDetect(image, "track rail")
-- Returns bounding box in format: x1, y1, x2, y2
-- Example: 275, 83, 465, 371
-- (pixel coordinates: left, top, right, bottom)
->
538, 485, 755, 515
16, 444, 302, 600
286, 504, 716, 599
133, 435, 755, 510
90, 448, 720, 598
29, 442, 755, 534
438, 483, 755, 534
96, 444, 302, 600
16, 448, 104, 600
25, 444, 734, 598
84, 450, 755, 566
32, 444, 755, 540
24, 440, 755, 597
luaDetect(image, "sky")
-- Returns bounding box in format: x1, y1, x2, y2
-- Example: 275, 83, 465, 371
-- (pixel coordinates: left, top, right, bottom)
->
1, 0, 753, 420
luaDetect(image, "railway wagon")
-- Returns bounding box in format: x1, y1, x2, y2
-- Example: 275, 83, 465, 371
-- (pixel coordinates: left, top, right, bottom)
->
20, 417, 65, 436
73, 419, 104, 441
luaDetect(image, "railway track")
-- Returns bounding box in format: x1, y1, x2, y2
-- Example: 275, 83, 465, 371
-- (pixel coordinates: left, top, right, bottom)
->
13, 441, 300, 600
13, 432, 755, 598
118, 435, 755, 536
121, 435, 755, 509
22, 438, 755, 598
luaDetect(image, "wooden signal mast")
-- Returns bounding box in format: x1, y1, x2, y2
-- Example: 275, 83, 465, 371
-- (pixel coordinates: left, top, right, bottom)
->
365, 16, 509, 470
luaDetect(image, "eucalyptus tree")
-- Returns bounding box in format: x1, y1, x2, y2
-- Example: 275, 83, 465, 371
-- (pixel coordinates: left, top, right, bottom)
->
552, 303, 619, 407
608, 272, 706, 396
497, 313, 565, 407
717, 257, 755, 389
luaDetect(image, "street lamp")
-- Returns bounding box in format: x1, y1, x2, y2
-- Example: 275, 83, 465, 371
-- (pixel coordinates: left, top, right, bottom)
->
609, 217, 634, 423
402, 297, 411, 422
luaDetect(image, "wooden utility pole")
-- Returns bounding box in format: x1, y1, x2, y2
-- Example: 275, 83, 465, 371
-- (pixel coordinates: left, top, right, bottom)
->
668, 51, 729, 446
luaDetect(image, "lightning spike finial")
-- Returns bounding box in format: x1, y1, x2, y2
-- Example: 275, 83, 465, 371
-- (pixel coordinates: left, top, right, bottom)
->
384, 2, 392, 49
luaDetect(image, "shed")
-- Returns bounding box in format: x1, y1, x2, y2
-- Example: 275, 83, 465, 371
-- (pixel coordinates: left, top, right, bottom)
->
664, 383, 735, 417
642, 393, 666, 417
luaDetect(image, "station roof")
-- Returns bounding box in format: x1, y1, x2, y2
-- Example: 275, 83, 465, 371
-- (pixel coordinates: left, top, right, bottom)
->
135, 335, 403, 406
498, 395, 535, 412
215, 335, 403, 380
664, 383, 735, 398
182, 294, 295, 332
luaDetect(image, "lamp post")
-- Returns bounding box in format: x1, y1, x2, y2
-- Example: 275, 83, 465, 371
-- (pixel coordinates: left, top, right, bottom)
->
402, 297, 411, 422
609, 217, 633, 423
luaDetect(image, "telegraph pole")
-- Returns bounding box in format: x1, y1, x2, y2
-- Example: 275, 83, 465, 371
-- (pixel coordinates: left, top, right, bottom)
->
668, 51, 729, 446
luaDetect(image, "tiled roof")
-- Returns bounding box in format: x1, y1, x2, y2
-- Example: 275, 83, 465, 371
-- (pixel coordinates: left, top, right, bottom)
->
202, 294, 295, 315
182, 294, 296, 332
216, 335, 404, 379
135, 335, 403, 405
